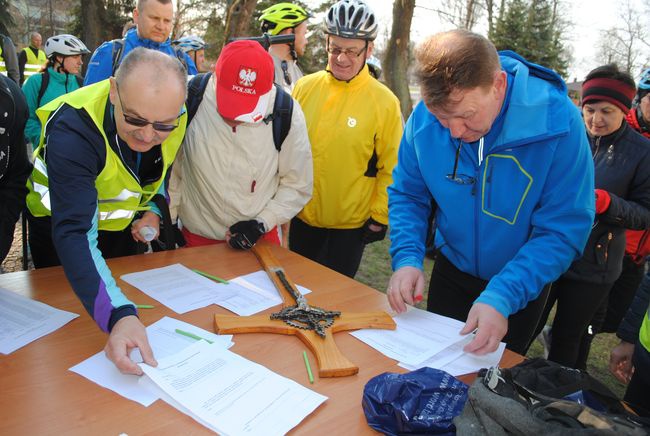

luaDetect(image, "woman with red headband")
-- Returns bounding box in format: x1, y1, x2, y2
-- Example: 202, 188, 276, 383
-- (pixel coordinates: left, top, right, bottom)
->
535, 64, 650, 369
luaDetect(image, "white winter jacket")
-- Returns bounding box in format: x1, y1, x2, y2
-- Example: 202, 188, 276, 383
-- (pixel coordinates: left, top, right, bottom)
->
171, 74, 313, 240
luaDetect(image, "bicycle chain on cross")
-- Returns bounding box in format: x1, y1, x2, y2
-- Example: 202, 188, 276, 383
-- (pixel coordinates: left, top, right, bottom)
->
270, 269, 341, 338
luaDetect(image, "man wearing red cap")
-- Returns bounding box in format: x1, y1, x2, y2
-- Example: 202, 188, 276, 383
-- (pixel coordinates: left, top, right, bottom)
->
171, 40, 313, 250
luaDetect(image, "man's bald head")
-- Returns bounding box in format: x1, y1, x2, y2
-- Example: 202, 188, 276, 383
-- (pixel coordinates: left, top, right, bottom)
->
415, 29, 500, 110
114, 47, 187, 98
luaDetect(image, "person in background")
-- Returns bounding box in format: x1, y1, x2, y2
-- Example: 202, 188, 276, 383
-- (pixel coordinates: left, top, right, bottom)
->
171, 40, 312, 251
537, 64, 650, 369
84, 0, 197, 85
22, 34, 90, 149
0, 74, 31, 267
25, 48, 187, 373
172, 35, 207, 73
366, 55, 382, 80
290, 0, 402, 278
387, 30, 594, 356
18, 32, 47, 85
259, 2, 311, 93
0, 33, 20, 84
610, 271, 650, 417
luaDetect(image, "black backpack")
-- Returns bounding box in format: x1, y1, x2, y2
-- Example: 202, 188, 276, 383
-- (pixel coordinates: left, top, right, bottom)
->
186, 72, 293, 152
36, 69, 84, 107
110, 38, 188, 75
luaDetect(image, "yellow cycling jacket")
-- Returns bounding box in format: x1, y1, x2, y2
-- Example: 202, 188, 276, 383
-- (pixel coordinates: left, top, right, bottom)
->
292, 65, 402, 229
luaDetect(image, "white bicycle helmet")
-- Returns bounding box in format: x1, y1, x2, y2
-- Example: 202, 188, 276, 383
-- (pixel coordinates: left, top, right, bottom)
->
325, 0, 378, 41
172, 35, 207, 53
45, 34, 90, 58
366, 55, 382, 79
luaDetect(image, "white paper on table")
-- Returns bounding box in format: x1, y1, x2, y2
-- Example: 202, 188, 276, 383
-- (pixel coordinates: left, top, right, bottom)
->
399, 340, 506, 377
69, 316, 233, 406
140, 340, 327, 436
350, 306, 466, 366
120, 264, 236, 314
218, 270, 312, 316
0, 287, 79, 354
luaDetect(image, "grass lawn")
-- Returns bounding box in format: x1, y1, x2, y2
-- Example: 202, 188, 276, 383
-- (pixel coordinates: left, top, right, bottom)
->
355, 237, 628, 398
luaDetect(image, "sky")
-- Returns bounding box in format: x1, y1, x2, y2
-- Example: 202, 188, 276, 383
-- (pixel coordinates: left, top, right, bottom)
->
309, 0, 649, 81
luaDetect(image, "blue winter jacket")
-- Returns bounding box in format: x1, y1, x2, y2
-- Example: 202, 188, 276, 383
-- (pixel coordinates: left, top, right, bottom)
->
389, 51, 595, 318
84, 28, 197, 85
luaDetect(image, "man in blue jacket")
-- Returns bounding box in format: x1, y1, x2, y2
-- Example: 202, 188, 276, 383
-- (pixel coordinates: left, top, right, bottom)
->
387, 30, 595, 355
84, 0, 197, 85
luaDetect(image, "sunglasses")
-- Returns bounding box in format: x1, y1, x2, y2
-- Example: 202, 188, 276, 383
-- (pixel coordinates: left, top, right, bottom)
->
115, 82, 184, 132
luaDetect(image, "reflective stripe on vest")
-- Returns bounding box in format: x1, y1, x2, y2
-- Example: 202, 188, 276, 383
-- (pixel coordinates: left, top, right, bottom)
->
25, 79, 186, 231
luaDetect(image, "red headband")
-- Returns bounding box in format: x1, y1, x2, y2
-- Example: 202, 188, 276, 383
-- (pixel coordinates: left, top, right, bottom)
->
582, 77, 636, 113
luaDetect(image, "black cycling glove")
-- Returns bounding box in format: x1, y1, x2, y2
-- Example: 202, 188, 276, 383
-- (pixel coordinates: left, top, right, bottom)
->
228, 220, 266, 250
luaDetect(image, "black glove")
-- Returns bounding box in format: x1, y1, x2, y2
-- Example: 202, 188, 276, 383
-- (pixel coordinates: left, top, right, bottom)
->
228, 220, 265, 250
362, 217, 387, 244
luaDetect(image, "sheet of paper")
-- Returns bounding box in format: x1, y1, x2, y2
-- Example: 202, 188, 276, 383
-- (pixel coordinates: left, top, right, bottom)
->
69, 316, 233, 406
0, 287, 79, 354
399, 341, 506, 377
120, 266, 311, 316
218, 270, 311, 316
120, 264, 235, 314
140, 340, 327, 436
350, 306, 466, 366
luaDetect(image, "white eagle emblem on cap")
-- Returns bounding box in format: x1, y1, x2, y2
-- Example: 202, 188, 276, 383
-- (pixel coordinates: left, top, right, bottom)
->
238, 68, 257, 87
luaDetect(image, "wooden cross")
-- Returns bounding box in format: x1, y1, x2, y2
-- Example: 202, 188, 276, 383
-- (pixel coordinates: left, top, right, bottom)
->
213, 242, 396, 377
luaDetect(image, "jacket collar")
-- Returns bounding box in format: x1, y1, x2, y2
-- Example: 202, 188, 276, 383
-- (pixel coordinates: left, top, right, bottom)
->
324, 64, 372, 89
125, 27, 172, 50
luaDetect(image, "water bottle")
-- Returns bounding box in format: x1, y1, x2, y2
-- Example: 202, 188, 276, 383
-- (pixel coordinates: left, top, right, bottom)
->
138, 226, 157, 242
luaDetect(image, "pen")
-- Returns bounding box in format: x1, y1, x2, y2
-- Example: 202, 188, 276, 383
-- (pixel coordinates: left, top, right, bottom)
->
303, 350, 314, 384
135, 304, 155, 309
192, 268, 230, 284
174, 328, 214, 344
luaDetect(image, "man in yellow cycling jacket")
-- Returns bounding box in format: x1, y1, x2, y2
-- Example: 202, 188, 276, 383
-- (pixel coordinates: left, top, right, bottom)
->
290, 0, 402, 277
25, 48, 187, 375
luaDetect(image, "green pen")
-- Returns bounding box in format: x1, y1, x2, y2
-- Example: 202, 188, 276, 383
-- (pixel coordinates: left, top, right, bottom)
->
175, 328, 214, 344
303, 350, 314, 384
192, 268, 230, 285
135, 304, 155, 309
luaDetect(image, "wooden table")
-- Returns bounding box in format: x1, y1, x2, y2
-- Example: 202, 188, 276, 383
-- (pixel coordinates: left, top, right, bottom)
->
0, 244, 523, 435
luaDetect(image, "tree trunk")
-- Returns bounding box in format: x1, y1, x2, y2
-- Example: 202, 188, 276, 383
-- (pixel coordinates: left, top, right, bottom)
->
224, 0, 258, 44
81, 0, 107, 53
384, 0, 415, 119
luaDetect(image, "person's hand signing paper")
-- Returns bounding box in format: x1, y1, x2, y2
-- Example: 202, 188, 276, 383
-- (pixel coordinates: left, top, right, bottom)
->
460, 303, 508, 355
104, 315, 157, 375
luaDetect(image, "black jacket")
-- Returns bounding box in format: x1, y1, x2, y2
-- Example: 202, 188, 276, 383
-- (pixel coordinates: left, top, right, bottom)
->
617, 271, 650, 382
564, 122, 650, 284
0, 74, 31, 263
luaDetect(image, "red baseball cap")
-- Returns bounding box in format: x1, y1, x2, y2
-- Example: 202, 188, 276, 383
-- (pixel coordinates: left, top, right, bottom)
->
214, 40, 274, 123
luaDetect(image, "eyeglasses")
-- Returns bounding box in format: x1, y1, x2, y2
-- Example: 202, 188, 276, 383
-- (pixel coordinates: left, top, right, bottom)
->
115, 82, 184, 132
446, 139, 476, 185
326, 40, 368, 58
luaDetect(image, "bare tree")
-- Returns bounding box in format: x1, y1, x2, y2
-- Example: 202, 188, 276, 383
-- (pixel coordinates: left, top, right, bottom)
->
81, 0, 108, 52
384, 0, 415, 119
224, 0, 258, 43
438, 0, 482, 30
597, 0, 647, 74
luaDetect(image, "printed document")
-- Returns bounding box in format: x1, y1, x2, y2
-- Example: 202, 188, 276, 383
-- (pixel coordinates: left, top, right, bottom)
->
0, 287, 78, 354
69, 316, 233, 406
140, 340, 327, 436
350, 306, 466, 366
121, 265, 311, 316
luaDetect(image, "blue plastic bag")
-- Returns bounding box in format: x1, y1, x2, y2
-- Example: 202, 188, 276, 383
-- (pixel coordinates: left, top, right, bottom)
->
362, 367, 468, 435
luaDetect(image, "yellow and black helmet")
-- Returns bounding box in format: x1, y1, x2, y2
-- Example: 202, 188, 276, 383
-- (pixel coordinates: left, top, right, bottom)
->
259, 2, 311, 35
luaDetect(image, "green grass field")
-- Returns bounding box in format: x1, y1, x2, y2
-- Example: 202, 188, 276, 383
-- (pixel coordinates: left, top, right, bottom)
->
355, 237, 628, 398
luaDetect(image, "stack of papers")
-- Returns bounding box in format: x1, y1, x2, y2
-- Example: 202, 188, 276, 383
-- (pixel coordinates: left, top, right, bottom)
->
141, 340, 327, 435
351, 307, 505, 377
70, 316, 233, 406
120, 264, 310, 315
0, 287, 78, 354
